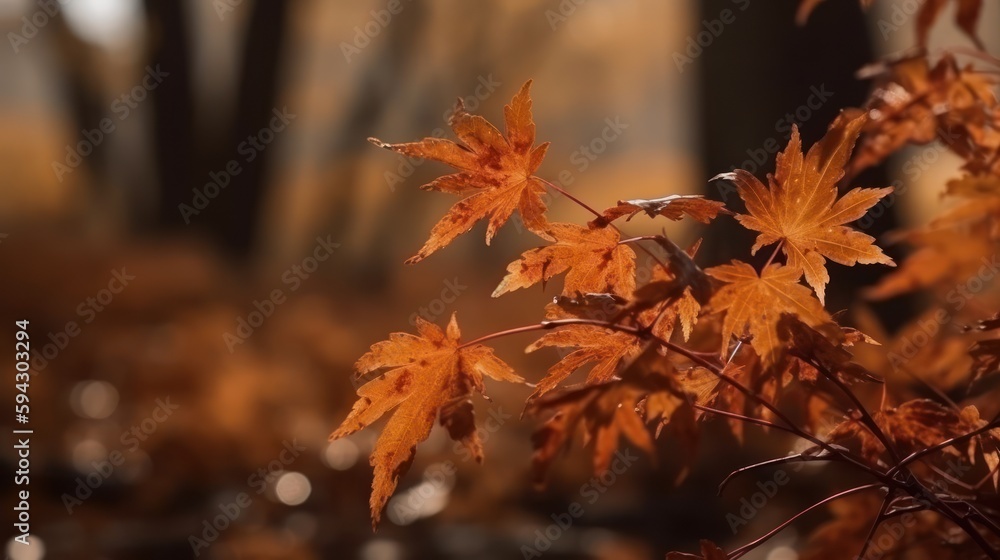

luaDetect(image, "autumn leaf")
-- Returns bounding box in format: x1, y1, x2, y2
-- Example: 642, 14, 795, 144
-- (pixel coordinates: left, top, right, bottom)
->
627, 237, 710, 341
493, 222, 636, 298
863, 226, 995, 300
589, 194, 729, 228
850, 53, 999, 176
527, 378, 657, 486
369, 80, 552, 263
718, 111, 895, 302
778, 314, 882, 385
527, 349, 685, 486
525, 303, 644, 399
915, 0, 985, 49
933, 173, 1000, 232
797, 0, 984, 49
969, 313, 1000, 385
631, 267, 702, 342
330, 313, 523, 528
706, 261, 832, 365
826, 399, 986, 464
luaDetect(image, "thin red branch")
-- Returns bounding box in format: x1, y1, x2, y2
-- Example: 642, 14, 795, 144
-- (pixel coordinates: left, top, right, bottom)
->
729, 483, 884, 560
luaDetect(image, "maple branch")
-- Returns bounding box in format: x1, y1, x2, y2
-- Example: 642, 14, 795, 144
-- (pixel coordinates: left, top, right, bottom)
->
892, 471, 1000, 557
966, 503, 1000, 538
855, 490, 894, 560
543, 319, 899, 485
934, 500, 1000, 558
807, 358, 902, 464
461, 317, 896, 487
949, 45, 1000, 68
803, 362, 1000, 553
716, 449, 834, 496
693, 404, 799, 440
534, 178, 675, 274
729, 483, 885, 560
458, 323, 556, 349
890, 419, 1000, 474
974, 459, 1000, 490
536, 177, 603, 218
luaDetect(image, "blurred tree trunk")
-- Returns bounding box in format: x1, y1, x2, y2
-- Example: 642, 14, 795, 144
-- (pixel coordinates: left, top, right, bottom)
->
145, 0, 197, 234
215, 0, 290, 256
144, 0, 289, 259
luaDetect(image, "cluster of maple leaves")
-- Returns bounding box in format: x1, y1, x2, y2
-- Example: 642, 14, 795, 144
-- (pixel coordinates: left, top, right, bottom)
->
333, 3, 1000, 558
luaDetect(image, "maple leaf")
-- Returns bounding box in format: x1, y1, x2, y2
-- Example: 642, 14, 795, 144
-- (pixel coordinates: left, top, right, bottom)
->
706, 261, 832, 365
369, 80, 552, 263
525, 303, 644, 399
526, 326, 639, 399
624, 237, 710, 339
632, 267, 703, 342
718, 111, 895, 302
589, 194, 730, 228
969, 313, 1000, 385
493, 222, 636, 298
527, 377, 658, 486
863, 229, 993, 300
826, 399, 986, 464
797, 0, 984, 49
330, 313, 523, 528
933, 173, 1000, 233
850, 53, 999, 175
526, 346, 688, 486
778, 314, 882, 385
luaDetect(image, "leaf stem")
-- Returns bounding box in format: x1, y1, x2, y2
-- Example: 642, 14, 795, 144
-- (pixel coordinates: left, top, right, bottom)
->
889, 420, 1000, 475
716, 450, 835, 496
762, 239, 784, 270
537, 177, 603, 218
729, 483, 884, 560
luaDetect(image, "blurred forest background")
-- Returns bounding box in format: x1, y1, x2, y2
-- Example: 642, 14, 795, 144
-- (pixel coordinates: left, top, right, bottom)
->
0, 0, 997, 559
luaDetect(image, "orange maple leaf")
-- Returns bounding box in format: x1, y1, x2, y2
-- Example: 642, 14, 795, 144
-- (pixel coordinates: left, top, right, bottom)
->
527, 371, 678, 485
826, 399, 991, 465
369, 80, 552, 263
718, 112, 895, 303
706, 261, 832, 365
330, 313, 523, 528
590, 194, 730, 228
797, 0, 984, 49
493, 222, 636, 298
525, 308, 644, 399
850, 54, 999, 176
